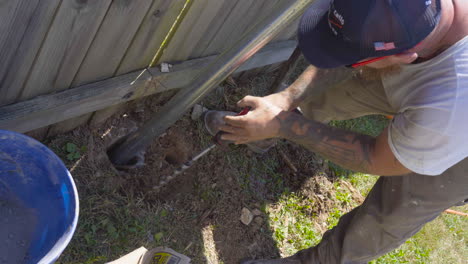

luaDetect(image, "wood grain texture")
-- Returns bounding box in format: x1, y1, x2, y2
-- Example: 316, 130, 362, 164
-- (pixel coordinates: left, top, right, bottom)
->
89, 0, 188, 128
190, 0, 241, 58
0, 0, 39, 104
116, 0, 187, 75
72, 0, 153, 86
159, 0, 225, 62
203, 0, 268, 57
0, 0, 61, 106
88, 0, 186, 129
49, 0, 154, 136
0, 40, 296, 133
0, 70, 152, 133
19, 0, 112, 101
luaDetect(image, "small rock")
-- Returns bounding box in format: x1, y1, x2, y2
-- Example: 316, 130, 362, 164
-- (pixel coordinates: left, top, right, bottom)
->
252, 209, 262, 216
160, 62, 171, 73
240, 207, 254, 225
191, 104, 206, 120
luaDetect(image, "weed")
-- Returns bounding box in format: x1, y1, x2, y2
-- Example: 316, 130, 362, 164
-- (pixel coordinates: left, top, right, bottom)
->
268, 193, 321, 256
334, 185, 353, 206
326, 208, 343, 229
63, 142, 87, 161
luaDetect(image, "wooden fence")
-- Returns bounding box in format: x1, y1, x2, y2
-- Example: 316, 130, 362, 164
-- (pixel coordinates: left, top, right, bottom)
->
0, 0, 299, 138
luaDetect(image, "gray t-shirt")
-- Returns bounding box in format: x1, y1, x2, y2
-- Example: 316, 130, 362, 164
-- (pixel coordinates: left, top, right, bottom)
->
382, 36, 468, 175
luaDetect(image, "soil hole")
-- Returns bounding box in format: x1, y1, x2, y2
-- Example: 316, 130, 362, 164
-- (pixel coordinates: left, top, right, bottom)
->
165, 152, 181, 165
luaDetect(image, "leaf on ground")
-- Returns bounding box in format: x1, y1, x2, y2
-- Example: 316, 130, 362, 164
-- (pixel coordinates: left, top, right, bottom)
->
66, 142, 77, 153
154, 232, 164, 243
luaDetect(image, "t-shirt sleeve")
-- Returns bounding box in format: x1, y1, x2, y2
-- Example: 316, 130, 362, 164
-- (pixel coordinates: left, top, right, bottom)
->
388, 108, 455, 176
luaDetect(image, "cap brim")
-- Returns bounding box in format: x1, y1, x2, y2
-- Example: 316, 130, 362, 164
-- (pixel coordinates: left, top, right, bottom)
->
298, 6, 366, 68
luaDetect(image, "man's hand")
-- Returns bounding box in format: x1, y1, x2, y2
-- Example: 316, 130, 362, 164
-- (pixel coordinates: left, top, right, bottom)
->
219, 95, 286, 144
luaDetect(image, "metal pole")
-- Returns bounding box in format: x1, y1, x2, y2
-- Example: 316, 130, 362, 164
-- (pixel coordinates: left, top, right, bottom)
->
109, 0, 314, 166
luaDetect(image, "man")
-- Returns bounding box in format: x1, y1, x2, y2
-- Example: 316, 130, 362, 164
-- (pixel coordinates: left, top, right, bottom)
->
217, 0, 468, 263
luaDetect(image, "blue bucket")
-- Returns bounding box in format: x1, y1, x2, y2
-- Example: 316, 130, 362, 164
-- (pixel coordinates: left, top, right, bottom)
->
0, 130, 79, 264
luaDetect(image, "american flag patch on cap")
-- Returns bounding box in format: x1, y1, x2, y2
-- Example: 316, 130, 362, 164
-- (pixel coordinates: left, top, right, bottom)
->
374, 42, 396, 51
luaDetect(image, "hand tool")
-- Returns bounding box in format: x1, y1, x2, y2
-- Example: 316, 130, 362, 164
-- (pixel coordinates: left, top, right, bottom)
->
153, 107, 250, 191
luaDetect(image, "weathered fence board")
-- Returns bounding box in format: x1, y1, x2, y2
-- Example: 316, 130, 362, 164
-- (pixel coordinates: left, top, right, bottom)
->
88, 0, 188, 129
48, 0, 154, 136
190, 0, 294, 58
222, 0, 277, 49
194, 0, 258, 58
116, 0, 187, 75
0, 0, 61, 106
190, 0, 243, 58
19, 0, 112, 101
0, 0, 38, 104
159, 0, 226, 62
0, 40, 296, 133
73, 0, 154, 87
0, 1, 26, 63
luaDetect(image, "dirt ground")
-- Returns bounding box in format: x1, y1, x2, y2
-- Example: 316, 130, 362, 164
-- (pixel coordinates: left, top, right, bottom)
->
44, 65, 363, 264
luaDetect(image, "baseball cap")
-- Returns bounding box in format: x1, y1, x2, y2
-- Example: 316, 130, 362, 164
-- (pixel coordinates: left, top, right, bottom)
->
298, 0, 441, 68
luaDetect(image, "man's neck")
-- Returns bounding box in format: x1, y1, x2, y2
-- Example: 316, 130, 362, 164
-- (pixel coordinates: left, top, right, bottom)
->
443, 0, 468, 45
415, 0, 466, 60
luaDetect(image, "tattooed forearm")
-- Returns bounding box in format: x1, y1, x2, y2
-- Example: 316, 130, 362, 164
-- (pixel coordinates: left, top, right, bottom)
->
277, 111, 377, 174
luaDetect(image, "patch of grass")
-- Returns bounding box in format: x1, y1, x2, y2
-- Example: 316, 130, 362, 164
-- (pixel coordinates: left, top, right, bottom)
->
333, 183, 353, 206
268, 193, 321, 256
347, 172, 377, 196
371, 238, 431, 264
329, 115, 389, 137
224, 145, 286, 200
404, 205, 468, 264
57, 193, 163, 263
326, 208, 344, 229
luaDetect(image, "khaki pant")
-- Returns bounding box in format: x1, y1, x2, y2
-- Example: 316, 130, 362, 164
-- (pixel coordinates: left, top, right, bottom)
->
244, 68, 468, 264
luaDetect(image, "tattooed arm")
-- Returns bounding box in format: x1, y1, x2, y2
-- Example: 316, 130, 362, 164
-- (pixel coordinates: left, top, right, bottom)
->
276, 111, 411, 176
222, 96, 411, 176
220, 66, 408, 176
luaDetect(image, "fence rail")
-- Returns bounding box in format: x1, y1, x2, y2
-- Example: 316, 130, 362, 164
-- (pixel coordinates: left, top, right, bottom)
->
0, 0, 300, 136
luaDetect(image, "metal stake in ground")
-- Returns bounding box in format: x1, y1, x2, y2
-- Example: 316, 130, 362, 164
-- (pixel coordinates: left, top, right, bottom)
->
108, 0, 315, 167
153, 144, 216, 191
153, 107, 250, 191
